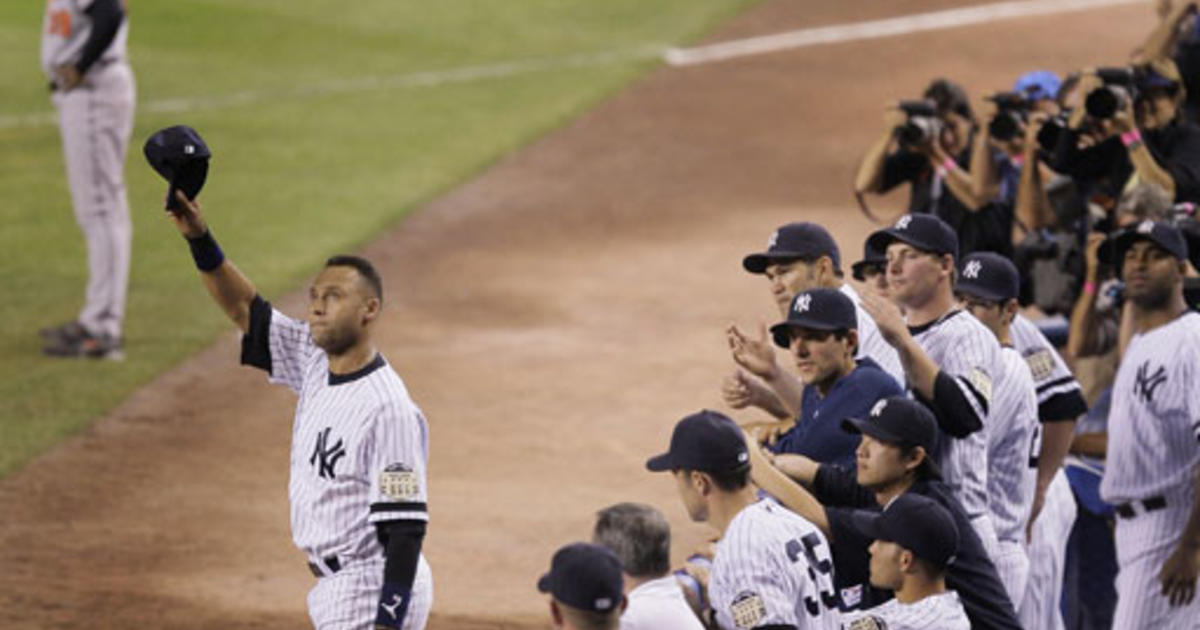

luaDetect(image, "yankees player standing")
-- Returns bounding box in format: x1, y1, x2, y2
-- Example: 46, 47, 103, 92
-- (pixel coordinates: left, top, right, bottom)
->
953, 252, 1039, 607
1100, 219, 1200, 627
165, 190, 432, 630
647, 410, 841, 629
40, 0, 135, 359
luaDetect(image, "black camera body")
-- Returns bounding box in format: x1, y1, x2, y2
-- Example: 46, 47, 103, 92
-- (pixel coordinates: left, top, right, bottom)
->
987, 91, 1030, 142
894, 100, 943, 150
1085, 67, 1139, 120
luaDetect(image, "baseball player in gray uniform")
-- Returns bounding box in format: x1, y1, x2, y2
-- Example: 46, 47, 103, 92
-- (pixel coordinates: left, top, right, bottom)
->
1100, 220, 1200, 627
857, 214, 1003, 563
953, 252, 1040, 607
841, 493, 971, 630
165, 190, 432, 630
648, 410, 841, 629
39, 0, 135, 359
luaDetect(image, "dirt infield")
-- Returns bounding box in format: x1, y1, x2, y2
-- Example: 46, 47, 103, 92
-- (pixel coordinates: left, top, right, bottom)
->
0, 1, 1153, 627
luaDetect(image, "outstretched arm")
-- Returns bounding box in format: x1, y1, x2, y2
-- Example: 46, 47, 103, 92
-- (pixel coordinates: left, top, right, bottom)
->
743, 429, 831, 537
166, 190, 257, 333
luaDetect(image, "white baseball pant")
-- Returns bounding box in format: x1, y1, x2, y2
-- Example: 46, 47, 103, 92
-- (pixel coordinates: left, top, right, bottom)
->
307, 554, 433, 630
1111, 490, 1200, 629
1019, 471, 1075, 630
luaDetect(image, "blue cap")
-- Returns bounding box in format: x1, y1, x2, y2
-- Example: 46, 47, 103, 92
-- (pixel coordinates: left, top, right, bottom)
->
956, 252, 1020, 303
867, 214, 959, 261
143, 125, 212, 211
744, 222, 841, 274
1013, 70, 1061, 102
850, 493, 960, 568
646, 410, 750, 474
852, 240, 887, 282
770, 288, 858, 348
1107, 219, 1189, 276
842, 397, 941, 480
538, 543, 624, 613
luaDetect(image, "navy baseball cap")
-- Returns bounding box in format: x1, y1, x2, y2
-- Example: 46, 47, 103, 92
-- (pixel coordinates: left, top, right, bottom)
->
144, 125, 211, 211
842, 396, 941, 480
1107, 219, 1189, 275
867, 214, 958, 261
956, 252, 1020, 303
743, 222, 841, 274
851, 493, 960, 569
537, 542, 624, 613
1013, 70, 1061, 102
770, 288, 858, 348
852, 240, 887, 282
646, 410, 750, 474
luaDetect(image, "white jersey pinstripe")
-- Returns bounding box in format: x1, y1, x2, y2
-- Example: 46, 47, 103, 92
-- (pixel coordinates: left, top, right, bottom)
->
41, 0, 128, 77
841, 284, 904, 386
1009, 315, 1083, 411
987, 347, 1038, 544
709, 499, 841, 630
841, 591, 971, 630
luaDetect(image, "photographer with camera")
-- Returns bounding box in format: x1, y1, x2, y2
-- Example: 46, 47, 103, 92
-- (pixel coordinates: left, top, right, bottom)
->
1134, 0, 1200, 122
855, 79, 1014, 258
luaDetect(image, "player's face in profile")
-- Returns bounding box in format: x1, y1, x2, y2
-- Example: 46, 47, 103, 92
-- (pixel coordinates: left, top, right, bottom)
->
867, 539, 905, 590
789, 327, 851, 388
765, 260, 817, 316
1123, 241, 1183, 309
672, 470, 708, 522
307, 266, 375, 354
958, 294, 1005, 337
885, 244, 944, 307
855, 434, 907, 488
862, 265, 889, 298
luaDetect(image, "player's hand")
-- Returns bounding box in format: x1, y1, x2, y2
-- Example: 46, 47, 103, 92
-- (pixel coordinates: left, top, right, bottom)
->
749, 419, 793, 448
53, 64, 82, 91
1025, 490, 1046, 541
722, 369, 758, 410
1160, 540, 1200, 606
727, 322, 780, 380
859, 287, 909, 348
166, 190, 209, 239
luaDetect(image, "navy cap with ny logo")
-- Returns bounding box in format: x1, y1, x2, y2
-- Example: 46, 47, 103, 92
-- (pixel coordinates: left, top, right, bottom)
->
645, 410, 750, 474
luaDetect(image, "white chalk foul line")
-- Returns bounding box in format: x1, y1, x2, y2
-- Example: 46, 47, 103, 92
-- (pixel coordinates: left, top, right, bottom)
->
664, 0, 1148, 66
0, 45, 667, 131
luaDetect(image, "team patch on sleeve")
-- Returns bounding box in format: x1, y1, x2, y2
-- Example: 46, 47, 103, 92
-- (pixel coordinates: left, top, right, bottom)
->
379, 463, 421, 501
1024, 349, 1055, 382
968, 367, 993, 404
848, 615, 887, 630
730, 591, 767, 629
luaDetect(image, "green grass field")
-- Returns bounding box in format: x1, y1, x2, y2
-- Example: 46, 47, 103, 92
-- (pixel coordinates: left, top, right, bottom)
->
0, 0, 753, 477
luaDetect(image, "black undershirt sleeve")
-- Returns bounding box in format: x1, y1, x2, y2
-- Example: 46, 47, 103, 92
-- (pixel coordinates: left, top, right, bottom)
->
77, 0, 124, 75
1038, 390, 1088, 424
377, 519, 426, 587
239, 295, 272, 373
812, 465, 877, 509
919, 371, 984, 438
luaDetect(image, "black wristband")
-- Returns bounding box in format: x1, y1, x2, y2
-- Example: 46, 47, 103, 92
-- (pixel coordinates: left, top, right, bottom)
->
186, 230, 225, 272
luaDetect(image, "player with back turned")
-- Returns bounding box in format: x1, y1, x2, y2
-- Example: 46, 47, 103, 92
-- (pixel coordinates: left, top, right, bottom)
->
162, 176, 433, 630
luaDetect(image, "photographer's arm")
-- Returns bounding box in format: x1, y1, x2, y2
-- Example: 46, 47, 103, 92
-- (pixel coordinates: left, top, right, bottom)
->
1015, 116, 1057, 233
1066, 233, 1109, 359
855, 109, 907, 194
969, 106, 1002, 205
932, 142, 990, 211
1133, 0, 1196, 64
1127, 135, 1178, 198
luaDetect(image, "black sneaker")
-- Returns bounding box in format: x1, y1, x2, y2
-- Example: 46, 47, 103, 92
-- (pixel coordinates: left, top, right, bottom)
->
39, 321, 87, 342
42, 328, 124, 361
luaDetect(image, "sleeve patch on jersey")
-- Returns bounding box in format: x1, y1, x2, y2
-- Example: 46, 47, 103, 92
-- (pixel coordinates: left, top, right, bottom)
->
840, 584, 863, 608
1024, 349, 1055, 382
730, 591, 767, 629
968, 367, 993, 405
848, 616, 887, 630
380, 463, 421, 501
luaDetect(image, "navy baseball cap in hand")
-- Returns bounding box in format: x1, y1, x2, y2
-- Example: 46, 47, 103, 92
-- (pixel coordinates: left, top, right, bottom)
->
144, 125, 211, 210
537, 542, 624, 613
867, 214, 959, 261
1106, 219, 1189, 276
852, 240, 887, 282
842, 396, 941, 480
743, 222, 842, 274
646, 410, 750, 474
770, 288, 858, 348
956, 252, 1020, 303
851, 493, 960, 569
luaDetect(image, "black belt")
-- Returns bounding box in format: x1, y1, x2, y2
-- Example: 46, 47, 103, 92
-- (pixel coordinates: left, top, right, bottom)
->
1115, 495, 1166, 519
307, 556, 342, 577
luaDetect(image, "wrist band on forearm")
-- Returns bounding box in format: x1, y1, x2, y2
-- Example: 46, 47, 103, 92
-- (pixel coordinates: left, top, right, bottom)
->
1121, 129, 1143, 148
942, 157, 958, 172
1083, 280, 1097, 295
187, 230, 225, 272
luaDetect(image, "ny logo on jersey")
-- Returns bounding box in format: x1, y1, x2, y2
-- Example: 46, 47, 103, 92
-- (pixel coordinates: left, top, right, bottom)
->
962, 260, 982, 279
1133, 361, 1168, 404
894, 215, 912, 230
309, 427, 346, 480
794, 293, 813, 313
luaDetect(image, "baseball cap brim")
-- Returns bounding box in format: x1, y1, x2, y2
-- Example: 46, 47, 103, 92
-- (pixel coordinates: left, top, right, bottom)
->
851, 259, 884, 282
769, 320, 844, 349
1106, 231, 1187, 274
743, 252, 807, 274
645, 452, 674, 472
954, 282, 1009, 303
867, 229, 938, 258
537, 573, 552, 593
842, 417, 943, 480
849, 509, 888, 542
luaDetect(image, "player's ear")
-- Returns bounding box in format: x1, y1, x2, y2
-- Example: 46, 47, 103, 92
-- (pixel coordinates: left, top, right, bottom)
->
898, 548, 917, 574
845, 329, 859, 356
549, 599, 563, 626
693, 471, 712, 496
903, 445, 927, 475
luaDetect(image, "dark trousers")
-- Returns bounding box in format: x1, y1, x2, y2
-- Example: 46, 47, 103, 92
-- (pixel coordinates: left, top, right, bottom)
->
1062, 497, 1118, 630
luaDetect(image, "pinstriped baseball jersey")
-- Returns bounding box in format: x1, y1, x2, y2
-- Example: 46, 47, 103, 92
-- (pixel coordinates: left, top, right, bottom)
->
841, 284, 904, 386
250, 302, 430, 563
910, 310, 999, 521
41, 0, 128, 77
709, 499, 841, 630
842, 591, 971, 630
1101, 311, 1200, 504
986, 347, 1038, 544
1009, 315, 1086, 420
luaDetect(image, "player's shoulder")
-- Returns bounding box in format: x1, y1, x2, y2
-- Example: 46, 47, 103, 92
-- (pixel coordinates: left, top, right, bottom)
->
846, 360, 905, 396
727, 499, 817, 542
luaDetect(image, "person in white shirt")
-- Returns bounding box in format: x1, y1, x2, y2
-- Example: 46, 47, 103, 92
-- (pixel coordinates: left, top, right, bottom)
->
593, 503, 705, 630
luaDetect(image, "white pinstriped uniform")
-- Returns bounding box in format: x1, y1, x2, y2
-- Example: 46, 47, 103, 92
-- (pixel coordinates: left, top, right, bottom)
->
1101, 312, 1200, 629
840, 284, 904, 386
709, 499, 841, 630
910, 310, 1001, 561
1009, 315, 1083, 408
262, 306, 432, 630
841, 591, 970, 630
984, 347, 1038, 606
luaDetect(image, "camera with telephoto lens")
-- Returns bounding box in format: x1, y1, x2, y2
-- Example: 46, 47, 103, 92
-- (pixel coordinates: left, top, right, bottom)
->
1085, 67, 1139, 120
987, 91, 1030, 142
894, 100, 943, 150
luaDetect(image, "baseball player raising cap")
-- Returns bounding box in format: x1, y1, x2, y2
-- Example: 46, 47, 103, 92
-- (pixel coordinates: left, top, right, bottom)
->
539, 542, 627, 630
647, 410, 841, 629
